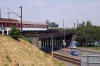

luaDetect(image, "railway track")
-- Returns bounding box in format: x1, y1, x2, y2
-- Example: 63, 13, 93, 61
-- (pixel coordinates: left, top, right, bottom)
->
49, 53, 81, 66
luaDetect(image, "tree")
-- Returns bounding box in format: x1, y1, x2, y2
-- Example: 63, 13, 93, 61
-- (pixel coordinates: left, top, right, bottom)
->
9, 26, 21, 39
76, 21, 100, 47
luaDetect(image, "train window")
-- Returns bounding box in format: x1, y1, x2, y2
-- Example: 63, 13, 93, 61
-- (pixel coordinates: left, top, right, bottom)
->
32, 24, 34, 28
26, 24, 28, 27
0, 23, 1, 27
5, 23, 7, 27
11, 23, 14, 27
16, 23, 18, 27
40, 25, 43, 28
30, 24, 32, 28
31, 24, 32, 28
29, 24, 31, 28
3, 23, 5, 27
9, 23, 12, 27
10, 23, 14, 27
24, 24, 27, 27
27, 24, 29, 28
23, 24, 26, 27
28, 24, 30, 28
43, 25, 47, 28
12, 23, 14, 26
35, 24, 37, 28
7, 23, 9, 27
14, 23, 16, 26
25, 24, 27, 27
0, 23, 2, 27
38, 24, 41, 28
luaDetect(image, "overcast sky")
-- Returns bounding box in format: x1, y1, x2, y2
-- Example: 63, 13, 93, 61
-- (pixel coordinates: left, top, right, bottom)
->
0, 0, 100, 28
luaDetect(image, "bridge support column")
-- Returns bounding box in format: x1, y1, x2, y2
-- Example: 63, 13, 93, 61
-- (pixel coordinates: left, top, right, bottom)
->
39, 41, 41, 48
41, 39, 44, 49
44, 38, 46, 50
55, 37, 57, 49
70, 34, 76, 47
42, 39, 44, 49
48, 38, 51, 51
46, 38, 49, 50
57, 37, 59, 49
2, 30, 4, 35
50, 38, 52, 51
36, 37, 39, 47
61, 37, 63, 48
7, 30, 9, 35
41, 39, 43, 49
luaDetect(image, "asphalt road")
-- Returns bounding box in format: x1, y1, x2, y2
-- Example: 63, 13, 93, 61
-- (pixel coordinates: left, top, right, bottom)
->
54, 48, 100, 66
54, 47, 100, 57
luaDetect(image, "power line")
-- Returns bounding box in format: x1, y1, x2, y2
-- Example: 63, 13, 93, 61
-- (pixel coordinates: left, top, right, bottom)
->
7, 7, 20, 17
1, 1, 100, 22
1, 0, 100, 16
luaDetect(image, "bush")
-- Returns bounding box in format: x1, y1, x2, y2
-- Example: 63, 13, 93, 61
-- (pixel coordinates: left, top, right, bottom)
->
9, 26, 21, 40
6, 55, 12, 62
4, 64, 9, 66
25, 38, 33, 44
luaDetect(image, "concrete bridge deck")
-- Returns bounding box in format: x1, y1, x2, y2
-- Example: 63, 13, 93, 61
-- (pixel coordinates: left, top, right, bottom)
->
23, 32, 75, 52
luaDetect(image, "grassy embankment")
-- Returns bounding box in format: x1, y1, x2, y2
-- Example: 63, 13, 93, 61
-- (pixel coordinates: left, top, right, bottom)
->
0, 35, 66, 66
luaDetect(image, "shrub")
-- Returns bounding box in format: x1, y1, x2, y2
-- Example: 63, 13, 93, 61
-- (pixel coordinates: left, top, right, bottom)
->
6, 55, 12, 62
24, 38, 33, 44
4, 64, 9, 66
9, 26, 20, 40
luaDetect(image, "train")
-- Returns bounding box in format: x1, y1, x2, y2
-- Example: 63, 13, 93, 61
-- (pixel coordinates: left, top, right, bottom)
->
0, 18, 59, 35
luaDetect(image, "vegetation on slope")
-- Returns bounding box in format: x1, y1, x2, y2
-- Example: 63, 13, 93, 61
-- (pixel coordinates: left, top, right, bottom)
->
0, 36, 66, 66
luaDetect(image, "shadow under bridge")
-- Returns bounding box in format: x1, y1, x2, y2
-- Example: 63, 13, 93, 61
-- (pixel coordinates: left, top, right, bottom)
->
38, 32, 75, 53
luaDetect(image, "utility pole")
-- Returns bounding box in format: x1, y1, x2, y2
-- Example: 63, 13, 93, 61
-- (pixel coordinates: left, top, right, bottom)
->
77, 19, 78, 27
0, 9, 1, 18
7, 12, 11, 19
7, 7, 22, 35
74, 22, 75, 29
63, 19, 66, 54
70, 21, 75, 29
19, 6, 22, 35
51, 34, 53, 57
63, 19, 64, 32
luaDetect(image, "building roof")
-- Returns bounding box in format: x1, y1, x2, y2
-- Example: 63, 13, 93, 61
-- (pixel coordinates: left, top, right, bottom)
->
0, 18, 19, 23
20, 21, 47, 25
0, 18, 48, 25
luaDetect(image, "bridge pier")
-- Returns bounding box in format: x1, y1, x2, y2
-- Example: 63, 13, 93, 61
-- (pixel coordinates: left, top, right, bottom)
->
24, 33, 75, 52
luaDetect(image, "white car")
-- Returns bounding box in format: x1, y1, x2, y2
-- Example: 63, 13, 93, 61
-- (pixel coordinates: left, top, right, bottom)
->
70, 46, 77, 49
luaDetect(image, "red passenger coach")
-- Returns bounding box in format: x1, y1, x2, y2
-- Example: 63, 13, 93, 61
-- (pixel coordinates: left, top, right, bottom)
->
0, 18, 48, 35
0, 18, 19, 34
0, 18, 58, 35
20, 21, 48, 31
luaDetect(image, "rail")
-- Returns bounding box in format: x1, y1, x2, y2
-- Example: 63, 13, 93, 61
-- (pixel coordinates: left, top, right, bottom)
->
49, 53, 81, 66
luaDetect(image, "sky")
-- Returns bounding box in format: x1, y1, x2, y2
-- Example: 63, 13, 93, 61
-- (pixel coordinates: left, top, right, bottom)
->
0, 0, 100, 28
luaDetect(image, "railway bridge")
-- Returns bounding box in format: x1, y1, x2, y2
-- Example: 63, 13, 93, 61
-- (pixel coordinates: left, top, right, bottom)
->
23, 32, 75, 52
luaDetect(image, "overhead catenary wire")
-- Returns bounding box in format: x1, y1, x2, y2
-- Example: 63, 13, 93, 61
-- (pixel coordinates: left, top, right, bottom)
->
0, 0, 100, 24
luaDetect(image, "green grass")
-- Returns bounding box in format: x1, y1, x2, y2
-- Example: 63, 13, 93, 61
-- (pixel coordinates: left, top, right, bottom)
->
53, 58, 66, 66
85, 47, 100, 50
4, 64, 9, 66
79, 46, 100, 51
6, 55, 12, 62
44, 53, 50, 58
